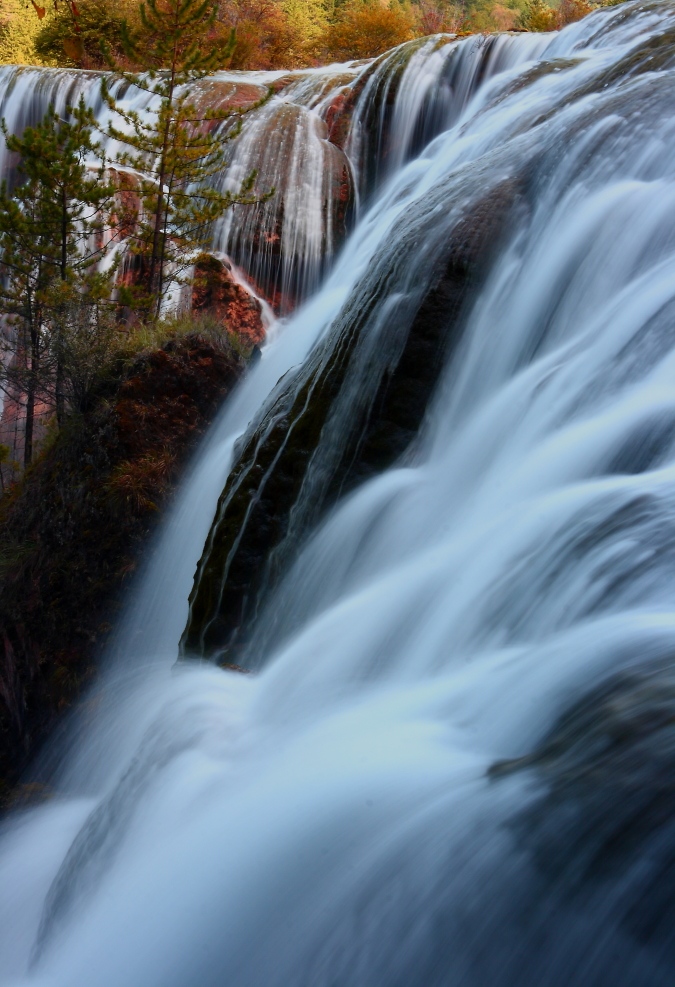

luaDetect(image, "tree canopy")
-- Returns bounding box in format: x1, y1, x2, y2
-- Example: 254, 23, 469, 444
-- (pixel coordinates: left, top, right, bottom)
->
0, 0, 604, 70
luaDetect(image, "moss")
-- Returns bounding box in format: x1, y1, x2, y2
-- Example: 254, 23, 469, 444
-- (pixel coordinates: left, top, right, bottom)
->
0, 331, 246, 805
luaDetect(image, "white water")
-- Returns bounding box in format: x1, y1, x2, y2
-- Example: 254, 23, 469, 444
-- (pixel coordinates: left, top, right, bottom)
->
2, 4, 675, 984
0, 28, 552, 311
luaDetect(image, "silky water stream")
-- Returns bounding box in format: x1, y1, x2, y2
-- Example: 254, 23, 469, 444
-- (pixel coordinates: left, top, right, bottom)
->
2, 3, 675, 984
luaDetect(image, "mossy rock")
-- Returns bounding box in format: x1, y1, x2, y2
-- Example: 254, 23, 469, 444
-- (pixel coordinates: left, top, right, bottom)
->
182, 177, 525, 662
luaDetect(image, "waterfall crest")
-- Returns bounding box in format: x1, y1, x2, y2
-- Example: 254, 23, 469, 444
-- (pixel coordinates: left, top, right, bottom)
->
0, 28, 552, 313
2, 4, 675, 985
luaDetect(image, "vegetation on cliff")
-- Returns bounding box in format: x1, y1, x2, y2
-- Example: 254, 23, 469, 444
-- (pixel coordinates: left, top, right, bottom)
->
0, 97, 118, 466
0, 319, 250, 807
0, 1, 269, 802
0, 0, 56, 66
0, 0, 268, 473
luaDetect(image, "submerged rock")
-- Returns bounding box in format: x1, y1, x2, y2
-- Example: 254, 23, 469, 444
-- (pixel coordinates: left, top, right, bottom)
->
492, 662, 675, 949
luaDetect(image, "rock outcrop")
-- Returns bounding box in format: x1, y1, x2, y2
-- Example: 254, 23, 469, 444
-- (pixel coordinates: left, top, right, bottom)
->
192, 253, 265, 347
181, 177, 525, 663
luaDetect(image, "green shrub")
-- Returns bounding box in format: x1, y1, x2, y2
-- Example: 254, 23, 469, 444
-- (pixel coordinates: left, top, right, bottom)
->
0, 0, 56, 65
34, 0, 141, 69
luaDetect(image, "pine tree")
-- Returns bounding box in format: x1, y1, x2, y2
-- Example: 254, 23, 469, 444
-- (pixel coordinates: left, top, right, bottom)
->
101, 0, 272, 321
0, 98, 117, 464
0, 183, 47, 467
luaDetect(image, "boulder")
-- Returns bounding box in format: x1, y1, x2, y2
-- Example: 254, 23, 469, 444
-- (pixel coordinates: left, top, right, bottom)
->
192, 253, 265, 347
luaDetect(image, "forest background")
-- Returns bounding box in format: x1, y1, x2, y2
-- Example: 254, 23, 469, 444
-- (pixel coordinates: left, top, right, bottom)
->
0, 0, 599, 71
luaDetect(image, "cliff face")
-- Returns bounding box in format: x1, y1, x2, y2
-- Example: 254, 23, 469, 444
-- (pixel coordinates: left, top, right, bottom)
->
0, 331, 248, 805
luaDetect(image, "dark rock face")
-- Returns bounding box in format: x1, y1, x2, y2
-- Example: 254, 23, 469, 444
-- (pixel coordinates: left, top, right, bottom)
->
0, 335, 246, 806
181, 179, 524, 662
335, 192, 518, 496
492, 661, 675, 955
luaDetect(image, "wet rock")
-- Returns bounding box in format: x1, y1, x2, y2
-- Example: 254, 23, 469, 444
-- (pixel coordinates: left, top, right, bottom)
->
336, 178, 523, 494
324, 88, 356, 149
492, 661, 675, 948
181, 178, 524, 662
190, 78, 269, 117
108, 167, 142, 244
220, 101, 356, 313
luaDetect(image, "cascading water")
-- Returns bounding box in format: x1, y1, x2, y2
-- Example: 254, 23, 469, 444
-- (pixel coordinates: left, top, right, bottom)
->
0, 30, 552, 312
2, 3, 675, 984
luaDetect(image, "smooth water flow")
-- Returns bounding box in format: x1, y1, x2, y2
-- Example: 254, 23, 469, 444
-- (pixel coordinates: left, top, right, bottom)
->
2, 4, 675, 985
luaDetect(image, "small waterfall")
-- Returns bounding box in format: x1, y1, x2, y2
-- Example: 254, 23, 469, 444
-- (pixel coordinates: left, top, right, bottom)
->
210, 70, 357, 312
0, 32, 554, 313
344, 29, 550, 198
3, 4, 675, 985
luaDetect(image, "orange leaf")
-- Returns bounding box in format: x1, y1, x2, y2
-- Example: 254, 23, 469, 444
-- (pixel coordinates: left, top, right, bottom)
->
70, 1, 81, 16
31, 1, 46, 18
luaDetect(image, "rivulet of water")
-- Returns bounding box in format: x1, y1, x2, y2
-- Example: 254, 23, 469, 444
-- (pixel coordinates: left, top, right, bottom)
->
2, 4, 675, 985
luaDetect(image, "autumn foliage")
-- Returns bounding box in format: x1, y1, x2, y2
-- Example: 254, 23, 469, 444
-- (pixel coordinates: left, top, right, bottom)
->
34, 0, 142, 69
1, 0, 602, 72
324, 1, 417, 61
518, 0, 593, 30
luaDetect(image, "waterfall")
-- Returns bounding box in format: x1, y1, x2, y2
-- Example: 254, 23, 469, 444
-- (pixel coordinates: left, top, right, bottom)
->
0, 30, 550, 312
2, 3, 675, 984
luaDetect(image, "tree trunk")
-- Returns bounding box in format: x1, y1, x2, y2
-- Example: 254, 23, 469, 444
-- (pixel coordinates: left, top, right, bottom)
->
147, 47, 178, 321
55, 184, 68, 426
24, 324, 40, 468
